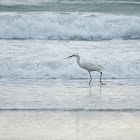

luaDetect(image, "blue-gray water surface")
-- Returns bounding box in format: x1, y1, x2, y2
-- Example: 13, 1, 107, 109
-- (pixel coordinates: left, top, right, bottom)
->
0, 0, 140, 139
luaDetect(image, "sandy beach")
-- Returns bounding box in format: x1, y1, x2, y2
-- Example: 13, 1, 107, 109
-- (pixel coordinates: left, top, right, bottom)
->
0, 110, 140, 140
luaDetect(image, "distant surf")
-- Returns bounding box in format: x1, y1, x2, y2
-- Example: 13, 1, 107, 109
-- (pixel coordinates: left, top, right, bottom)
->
0, 12, 140, 40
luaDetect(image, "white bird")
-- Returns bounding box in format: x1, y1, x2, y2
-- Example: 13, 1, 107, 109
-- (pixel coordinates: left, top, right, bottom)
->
67, 54, 105, 86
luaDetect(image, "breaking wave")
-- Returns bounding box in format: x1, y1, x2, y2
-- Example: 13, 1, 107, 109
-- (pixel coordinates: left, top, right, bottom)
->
0, 12, 140, 40
0, 59, 140, 79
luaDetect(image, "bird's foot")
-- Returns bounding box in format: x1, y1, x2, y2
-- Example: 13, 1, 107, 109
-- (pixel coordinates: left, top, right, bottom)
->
100, 81, 105, 85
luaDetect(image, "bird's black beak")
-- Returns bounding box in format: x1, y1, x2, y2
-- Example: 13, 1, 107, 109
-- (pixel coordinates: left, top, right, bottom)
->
67, 55, 73, 59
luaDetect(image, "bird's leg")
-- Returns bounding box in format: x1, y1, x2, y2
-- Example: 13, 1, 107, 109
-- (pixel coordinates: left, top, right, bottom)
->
89, 72, 92, 86
99, 72, 104, 85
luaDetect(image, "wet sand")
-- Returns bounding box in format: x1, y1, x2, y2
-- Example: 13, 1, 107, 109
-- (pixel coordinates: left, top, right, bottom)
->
0, 111, 140, 140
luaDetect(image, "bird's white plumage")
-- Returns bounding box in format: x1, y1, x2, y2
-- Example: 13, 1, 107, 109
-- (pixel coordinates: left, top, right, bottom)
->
67, 54, 105, 85
73, 54, 104, 72
78, 59, 104, 72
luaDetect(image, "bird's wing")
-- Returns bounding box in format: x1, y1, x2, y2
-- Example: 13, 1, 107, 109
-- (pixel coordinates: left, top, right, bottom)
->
82, 60, 104, 71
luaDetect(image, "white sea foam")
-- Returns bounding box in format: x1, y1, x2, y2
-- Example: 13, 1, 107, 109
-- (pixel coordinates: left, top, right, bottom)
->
0, 59, 139, 79
0, 12, 140, 40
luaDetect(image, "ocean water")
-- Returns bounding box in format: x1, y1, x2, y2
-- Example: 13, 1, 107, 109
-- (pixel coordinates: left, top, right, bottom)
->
0, 0, 140, 139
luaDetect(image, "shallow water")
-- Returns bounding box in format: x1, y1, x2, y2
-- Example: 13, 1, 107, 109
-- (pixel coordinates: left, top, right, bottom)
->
0, 78, 140, 110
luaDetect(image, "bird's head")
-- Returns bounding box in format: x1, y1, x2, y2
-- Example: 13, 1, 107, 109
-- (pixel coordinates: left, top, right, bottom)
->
67, 54, 79, 58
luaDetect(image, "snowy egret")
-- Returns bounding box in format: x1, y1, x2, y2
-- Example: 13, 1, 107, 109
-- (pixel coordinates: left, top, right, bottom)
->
67, 54, 105, 86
